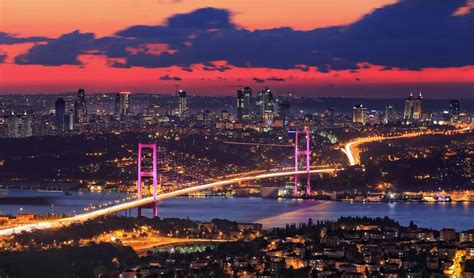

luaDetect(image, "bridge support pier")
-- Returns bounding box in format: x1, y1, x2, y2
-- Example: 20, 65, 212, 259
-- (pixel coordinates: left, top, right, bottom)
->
293, 129, 311, 197
137, 143, 159, 217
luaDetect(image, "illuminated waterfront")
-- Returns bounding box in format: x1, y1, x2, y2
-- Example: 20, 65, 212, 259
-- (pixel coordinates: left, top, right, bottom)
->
1, 190, 472, 231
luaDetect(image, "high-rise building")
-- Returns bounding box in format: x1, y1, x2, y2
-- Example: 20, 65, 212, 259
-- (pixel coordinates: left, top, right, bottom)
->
413, 92, 423, 120
256, 88, 274, 123
384, 105, 395, 124
114, 92, 131, 120
325, 106, 334, 125
352, 104, 366, 124
236, 87, 252, 122
177, 89, 188, 118
55, 98, 66, 131
64, 109, 74, 131
449, 99, 460, 122
275, 97, 291, 120
403, 92, 415, 121
74, 89, 88, 123
7, 111, 32, 138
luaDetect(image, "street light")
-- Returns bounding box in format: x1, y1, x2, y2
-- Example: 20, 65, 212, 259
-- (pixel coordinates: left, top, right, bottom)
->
51, 203, 54, 215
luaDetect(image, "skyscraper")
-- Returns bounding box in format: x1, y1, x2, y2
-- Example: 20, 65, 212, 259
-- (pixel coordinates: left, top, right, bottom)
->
55, 98, 66, 131
352, 104, 366, 124
413, 92, 423, 120
256, 88, 274, 123
275, 97, 291, 120
325, 106, 334, 125
177, 89, 188, 118
403, 92, 415, 121
449, 99, 460, 122
114, 92, 131, 120
384, 105, 395, 124
236, 86, 252, 122
7, 111, 32, 138
74, 89, 88, 123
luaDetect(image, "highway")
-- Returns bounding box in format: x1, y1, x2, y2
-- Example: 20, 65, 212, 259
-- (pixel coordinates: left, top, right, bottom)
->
0, 168, 337, 236
342, 125, 472, 166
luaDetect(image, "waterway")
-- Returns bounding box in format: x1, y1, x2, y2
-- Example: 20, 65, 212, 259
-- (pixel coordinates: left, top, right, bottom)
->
0, 190, 472, 231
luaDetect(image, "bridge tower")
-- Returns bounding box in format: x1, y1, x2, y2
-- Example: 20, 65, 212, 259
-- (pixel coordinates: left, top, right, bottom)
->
137, 143, 158, 217
294, 129, 311, 197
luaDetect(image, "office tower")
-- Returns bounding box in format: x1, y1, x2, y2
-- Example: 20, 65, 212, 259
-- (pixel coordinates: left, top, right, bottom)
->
177, 89, 188, 118
403, 92, 415, 121
325, 106, 334, 125
449, 99, 460, 122
64, 109, 74, 131
236, 86, 252, 122
19, 112, 32, 137
55, 98, 66, 131
352, 104, 366, 124
275, 97, 291, 120
114, 92, 131, 120
6, 111, 19, 138
413, 92, 423, 120
7, 111, 32, 138
384, 105, 395, 124
256, 88, 274, 122
74, 88, 88, 123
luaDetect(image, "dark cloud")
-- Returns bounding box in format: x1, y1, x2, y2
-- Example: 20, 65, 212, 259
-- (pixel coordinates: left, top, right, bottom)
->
160, 74, 182, 81
12, 1, 474, 70
0, 54, 6, 63
0, 32, 50, 45
202, 63, 232, 72
15, 31, 95, 66
380, 66, 393, 71
267, 77, 285, 81
181, 66, 193, 72
253, 77, 265, 83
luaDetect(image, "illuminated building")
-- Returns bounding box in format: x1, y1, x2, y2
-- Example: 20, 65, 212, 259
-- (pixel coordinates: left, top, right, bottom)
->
352, 104, 366, 124
274, 96, 291, 120
413, 92, 423, 120
403, 92, 415, 122
7, 111, 32, 138
74, 89, 88, 123
114, 92, 131, 120
256, 88, 274, 123
384, 105, 395, 124
54, 98, 65, 131
64, 110, 74, 131
449, 99, 460, 122
177, 89, 188, 118
325, 106, 334, 125
236, 87, 252, 122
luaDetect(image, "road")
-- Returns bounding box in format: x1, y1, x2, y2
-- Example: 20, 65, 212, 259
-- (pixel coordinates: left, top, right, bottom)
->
0, 168, 337, 236
342, 125, 472, 166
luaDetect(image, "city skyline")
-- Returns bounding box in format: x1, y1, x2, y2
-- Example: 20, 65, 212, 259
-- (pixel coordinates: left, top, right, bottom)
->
1, 0, 473, 97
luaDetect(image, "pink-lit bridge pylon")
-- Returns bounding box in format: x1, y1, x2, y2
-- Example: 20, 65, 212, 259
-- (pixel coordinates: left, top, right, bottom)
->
137, 143, 159, 217
292, 129, 311, 197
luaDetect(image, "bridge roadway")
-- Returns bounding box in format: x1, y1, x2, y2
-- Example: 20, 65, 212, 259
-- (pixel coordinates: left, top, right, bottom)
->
0, 168, 337, 236
342, 125, 472, 166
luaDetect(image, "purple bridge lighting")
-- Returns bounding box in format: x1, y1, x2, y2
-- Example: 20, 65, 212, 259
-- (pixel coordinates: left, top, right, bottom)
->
137, 143, 158, 217
293, 129, 311, 197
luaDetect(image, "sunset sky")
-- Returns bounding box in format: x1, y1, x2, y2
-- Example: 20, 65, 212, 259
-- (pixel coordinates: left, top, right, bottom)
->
0, 0, 473, 97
